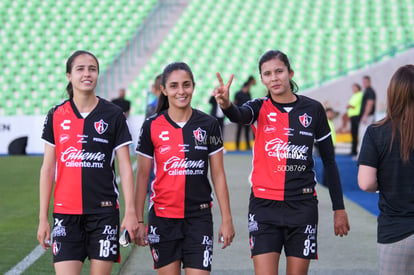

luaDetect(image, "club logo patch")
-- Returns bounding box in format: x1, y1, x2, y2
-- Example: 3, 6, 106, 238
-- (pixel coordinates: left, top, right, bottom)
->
193, 127, 206, 143
94, 119, 108, 134
152, 248, 159, 262
299, 113, 312, 128
52, 241, 61, 256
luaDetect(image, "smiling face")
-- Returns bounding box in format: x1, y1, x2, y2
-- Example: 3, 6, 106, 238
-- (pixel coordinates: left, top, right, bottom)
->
66, 54, 99, 95
161, 69, 194, 111
260, 58, 294, 102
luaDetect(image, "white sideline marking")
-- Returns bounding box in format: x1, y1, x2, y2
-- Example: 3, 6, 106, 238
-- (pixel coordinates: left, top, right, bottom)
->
5, 245, 45, 275
6, 160, 138, 274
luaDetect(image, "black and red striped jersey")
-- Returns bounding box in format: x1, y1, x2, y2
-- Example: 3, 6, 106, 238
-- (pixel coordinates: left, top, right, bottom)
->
41, 98, 132, 215
136, 109, 223, 219
242, 95, 330, 201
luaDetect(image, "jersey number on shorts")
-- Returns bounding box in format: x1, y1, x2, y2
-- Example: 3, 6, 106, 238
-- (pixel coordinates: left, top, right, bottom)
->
203, 248, 213, 268
303, 239, 316, 256
99, 239, 117, 257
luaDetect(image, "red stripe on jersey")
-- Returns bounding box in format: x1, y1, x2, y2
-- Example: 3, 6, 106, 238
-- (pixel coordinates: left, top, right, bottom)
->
150, 116, 186, 218
251, 100, 289, 201
53, 101, 83, 214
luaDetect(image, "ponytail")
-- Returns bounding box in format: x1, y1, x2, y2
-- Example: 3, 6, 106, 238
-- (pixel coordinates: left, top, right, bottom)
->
155, 93, 169, 113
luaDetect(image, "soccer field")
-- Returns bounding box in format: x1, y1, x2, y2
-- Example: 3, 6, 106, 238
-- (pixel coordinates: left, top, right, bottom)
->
0, 155, 134, 274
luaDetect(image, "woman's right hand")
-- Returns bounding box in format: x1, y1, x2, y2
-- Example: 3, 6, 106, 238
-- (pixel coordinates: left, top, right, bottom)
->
134, 223, 148, 246
214, 72, 234, 109
37, 219, 51, 250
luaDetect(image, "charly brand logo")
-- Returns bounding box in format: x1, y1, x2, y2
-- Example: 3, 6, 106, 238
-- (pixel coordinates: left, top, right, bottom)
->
299, 113, 312, 128
267, 112, 277, 122
60, 119, 71, 130
159, 131, 169, 141
94, 119, 108, 134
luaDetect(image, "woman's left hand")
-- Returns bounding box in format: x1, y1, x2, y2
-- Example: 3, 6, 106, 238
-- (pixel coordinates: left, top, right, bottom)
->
334, 209, 350, 237
218, 219, 235, 249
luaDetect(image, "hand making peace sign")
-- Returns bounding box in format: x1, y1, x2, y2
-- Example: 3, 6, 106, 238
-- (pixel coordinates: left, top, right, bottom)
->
213, 72, 234, 109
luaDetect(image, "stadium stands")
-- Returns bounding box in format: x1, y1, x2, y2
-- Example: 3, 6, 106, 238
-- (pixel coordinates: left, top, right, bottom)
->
127, 0, 414, 114
0, 0, 157, 115
0, 0, 413, 116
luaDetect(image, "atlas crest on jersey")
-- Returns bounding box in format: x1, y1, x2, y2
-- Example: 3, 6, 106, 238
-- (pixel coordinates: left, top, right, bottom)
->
299, 113, 312, 128
193, 127, 207, 143
94, 119, 108, 134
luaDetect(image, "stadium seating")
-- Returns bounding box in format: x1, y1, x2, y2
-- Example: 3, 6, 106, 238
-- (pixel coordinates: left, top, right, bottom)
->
0, 0, 413, 116
127, 0, 414, 114
0, 0, 157, 115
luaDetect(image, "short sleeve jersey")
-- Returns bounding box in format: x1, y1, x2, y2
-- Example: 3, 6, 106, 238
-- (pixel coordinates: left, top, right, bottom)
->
41, 98, 132, 215
358, 122, 414, 243
136, 109, 223, 219
246, 95, 331, 201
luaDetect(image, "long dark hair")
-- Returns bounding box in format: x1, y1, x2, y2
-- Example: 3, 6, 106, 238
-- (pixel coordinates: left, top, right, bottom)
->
258, 50, 299, 95
65, 50, 99, 99
377, 64, 414, 163
155, 62, 195, 113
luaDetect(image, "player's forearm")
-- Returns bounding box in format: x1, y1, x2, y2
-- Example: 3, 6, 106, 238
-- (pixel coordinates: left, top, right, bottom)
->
222, 103, 252, 124
134, 173, 149, 221
212, 174, 233, 223
39, 169, 54, 220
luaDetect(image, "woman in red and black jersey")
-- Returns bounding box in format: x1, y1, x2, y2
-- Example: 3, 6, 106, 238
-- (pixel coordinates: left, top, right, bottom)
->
214, 50, 350, 275
134, 62, 235, 274
37, 50, 139, 274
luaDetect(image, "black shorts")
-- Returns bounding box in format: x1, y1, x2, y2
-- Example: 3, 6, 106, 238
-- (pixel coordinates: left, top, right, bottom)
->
248, 197, 318, 259
147, 208, 214, 270
52, 212, 120, 263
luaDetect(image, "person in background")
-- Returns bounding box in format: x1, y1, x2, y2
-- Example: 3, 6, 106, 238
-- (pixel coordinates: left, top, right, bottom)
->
358, 65, 414, 275
358, 75, 376, 154
233, 76, 256, 150
112, 88, 131, 117
37, 50, 138, 275
134, 62, 235, 274
345, 83, 363, 157
214, 49, 349, 275
145, 74, 162, 118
